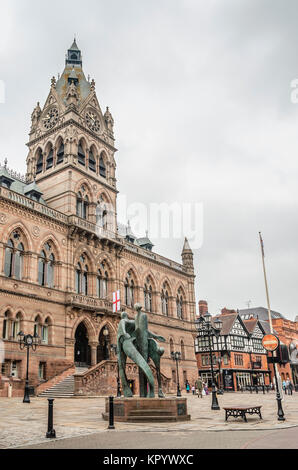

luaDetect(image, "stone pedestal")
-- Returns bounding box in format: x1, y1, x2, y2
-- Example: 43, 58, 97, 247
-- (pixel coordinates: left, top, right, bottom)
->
102, 397, 191, 422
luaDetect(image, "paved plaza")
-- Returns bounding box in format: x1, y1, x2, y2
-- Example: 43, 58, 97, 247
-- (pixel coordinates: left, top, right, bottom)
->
0, 391, 298, 449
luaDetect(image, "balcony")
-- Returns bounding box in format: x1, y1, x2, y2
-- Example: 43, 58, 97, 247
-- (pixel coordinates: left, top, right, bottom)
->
65, 293, 113, 313
68, 215, 125, 248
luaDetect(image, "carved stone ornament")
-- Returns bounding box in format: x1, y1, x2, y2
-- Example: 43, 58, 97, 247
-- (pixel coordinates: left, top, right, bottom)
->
32, 226, 40, 238
0, 213, 8, 224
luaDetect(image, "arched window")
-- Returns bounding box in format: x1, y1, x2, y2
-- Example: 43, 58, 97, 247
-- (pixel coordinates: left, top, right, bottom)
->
4, 230, 25, 280
34, 315, 42, 337
181, 340, 185, 360
96, 197, 109, 229
41, 317, 50, 344
99, 155, 106, 178
125, 270, 135, 307
78, 141, 86, 166
88, 149, 96, 172
176, 288, 184, 319
36, 149, 43, 174
161, 283, 169, 316
2, 311, 10, 339
76, 186, 89, 220
75, 255, 89, 295
56, 142, 64, 164
97, 262, 108, 298
12, 313, 22, 340
46, 145, 54, 170
144, 278, 153, 312
38, 242, 55, 287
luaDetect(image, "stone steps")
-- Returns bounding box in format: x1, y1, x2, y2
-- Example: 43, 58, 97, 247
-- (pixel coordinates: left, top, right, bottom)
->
38, 367, 88, 398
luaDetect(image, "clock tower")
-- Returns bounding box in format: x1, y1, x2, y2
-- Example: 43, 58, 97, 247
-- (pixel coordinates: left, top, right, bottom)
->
26, 39, 117, 230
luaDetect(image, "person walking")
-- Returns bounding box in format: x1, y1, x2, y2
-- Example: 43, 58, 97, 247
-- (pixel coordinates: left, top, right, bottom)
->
191, 385, 195, 395
195, 377, 203, 398
286, 378, 293, 395
186, 381, 190, 393
282, 379, 287, 395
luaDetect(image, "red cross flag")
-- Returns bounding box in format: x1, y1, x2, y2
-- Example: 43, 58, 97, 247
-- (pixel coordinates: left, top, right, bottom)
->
113, 290, 121, 313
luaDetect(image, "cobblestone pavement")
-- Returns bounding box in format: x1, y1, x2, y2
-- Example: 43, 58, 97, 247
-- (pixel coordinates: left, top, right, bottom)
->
1, 391, 297, 449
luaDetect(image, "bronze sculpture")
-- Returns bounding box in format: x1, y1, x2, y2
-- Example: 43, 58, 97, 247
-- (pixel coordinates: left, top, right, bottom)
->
117, 303, 165, 398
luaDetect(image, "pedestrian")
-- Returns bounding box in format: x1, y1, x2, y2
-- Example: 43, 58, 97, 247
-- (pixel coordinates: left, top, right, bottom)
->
204, 382, 209, 395
195, 377, 203, 398
186, 381, 190, 393
282, 379, 287, 395
191, 385, 195, 395
286, 378, 293, 395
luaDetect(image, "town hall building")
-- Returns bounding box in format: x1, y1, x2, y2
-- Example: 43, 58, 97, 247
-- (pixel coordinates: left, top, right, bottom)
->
0, 40, 198, 397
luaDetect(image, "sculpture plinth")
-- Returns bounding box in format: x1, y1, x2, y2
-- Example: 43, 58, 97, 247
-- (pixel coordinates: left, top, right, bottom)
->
102, 397, 190, 423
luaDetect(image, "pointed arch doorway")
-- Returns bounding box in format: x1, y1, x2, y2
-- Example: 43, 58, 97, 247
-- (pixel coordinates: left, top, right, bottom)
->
74, 322, 91, 367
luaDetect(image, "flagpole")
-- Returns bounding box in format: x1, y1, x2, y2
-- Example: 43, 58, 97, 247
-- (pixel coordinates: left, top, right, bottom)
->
258, 232, 285, 421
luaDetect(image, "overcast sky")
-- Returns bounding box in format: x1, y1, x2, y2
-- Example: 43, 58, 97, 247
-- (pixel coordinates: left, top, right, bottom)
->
1, 0, 298, 320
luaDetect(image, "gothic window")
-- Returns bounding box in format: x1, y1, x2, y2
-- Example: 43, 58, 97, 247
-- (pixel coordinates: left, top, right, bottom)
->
181, 340, 185, 360
34, 315, 42, 337
97, 263, 109, 298
12, 313, 22, 340
88, 149, 96, 172
75, 255, 89, 295
56, 142, 64, 164
46, 146, 54, 169
144, 278, 153, 312
161, 283, 169, 316
78, 141, 86, 166
176, 288, 184, 319
96, 198, 109, 229
76, 186, 89, 220
99, 155, 106, 178
36, 149, 43, 174
169, 338, 174, 355
4, 231, 25, 280
125, 270, 135, 307
2, 311, 10, 339
38, 242, 55, 287
41, 318, 50, 344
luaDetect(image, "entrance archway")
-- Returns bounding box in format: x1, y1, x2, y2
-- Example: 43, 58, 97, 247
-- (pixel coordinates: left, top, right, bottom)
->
97, 326, 110, 363
74, 322, 91, 366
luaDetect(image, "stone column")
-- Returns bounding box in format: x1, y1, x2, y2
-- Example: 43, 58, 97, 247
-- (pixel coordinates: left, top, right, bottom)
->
90, 341, 99, 366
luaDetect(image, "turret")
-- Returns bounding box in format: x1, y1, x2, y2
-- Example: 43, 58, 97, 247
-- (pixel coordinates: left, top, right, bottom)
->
181, 237, 194, 272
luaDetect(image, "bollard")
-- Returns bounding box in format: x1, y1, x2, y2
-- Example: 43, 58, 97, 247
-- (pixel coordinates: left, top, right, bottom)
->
255, 386, 258, 394
46, 398, 56, 438
262, 385, 265, 394
108, 396, 115, 430
250, 386, 252, 394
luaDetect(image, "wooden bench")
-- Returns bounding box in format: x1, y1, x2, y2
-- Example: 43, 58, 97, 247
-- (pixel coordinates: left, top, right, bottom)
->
223, 405, 262, 423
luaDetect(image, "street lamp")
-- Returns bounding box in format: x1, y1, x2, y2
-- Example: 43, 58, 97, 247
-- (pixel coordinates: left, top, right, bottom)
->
216, 356, 224, 394
103, 326, 110, 360
110, 343, 121, 397
18, 331, 39, 403
171, 351, 182, 397
195, 313, 222, 410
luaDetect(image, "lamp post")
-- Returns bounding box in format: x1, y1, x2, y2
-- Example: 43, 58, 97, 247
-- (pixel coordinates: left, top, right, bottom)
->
18, 331, 39, 403
110, 343, 121, 397
216, 356, 224, 394
103, 326, 110, 360
171, 351, 181, 397
195, 313, 223, 410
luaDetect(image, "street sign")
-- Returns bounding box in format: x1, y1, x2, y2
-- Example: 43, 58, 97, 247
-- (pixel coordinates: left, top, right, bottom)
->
262, 334, 279, 352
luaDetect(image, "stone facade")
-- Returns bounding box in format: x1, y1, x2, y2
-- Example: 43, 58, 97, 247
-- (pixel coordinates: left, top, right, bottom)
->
0, 40, 198, 397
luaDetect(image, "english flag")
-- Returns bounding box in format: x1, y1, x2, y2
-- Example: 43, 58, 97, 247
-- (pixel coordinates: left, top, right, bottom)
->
113, 290, 121, 313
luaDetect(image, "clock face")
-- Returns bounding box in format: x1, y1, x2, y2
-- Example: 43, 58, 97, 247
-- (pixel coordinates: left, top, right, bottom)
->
43, 107, 59, 130
86, 110, 100, 133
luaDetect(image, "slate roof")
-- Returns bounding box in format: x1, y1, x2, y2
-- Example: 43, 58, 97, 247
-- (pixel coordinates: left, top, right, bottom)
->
239, 307, 285, 321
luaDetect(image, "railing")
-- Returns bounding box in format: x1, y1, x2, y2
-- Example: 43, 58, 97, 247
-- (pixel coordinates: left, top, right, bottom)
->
68, 215, 124, 244
66, 293, 113, 311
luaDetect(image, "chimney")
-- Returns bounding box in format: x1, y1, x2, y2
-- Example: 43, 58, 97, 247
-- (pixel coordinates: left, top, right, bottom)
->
221, 307, 237, 316
199, 300, 208, 316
